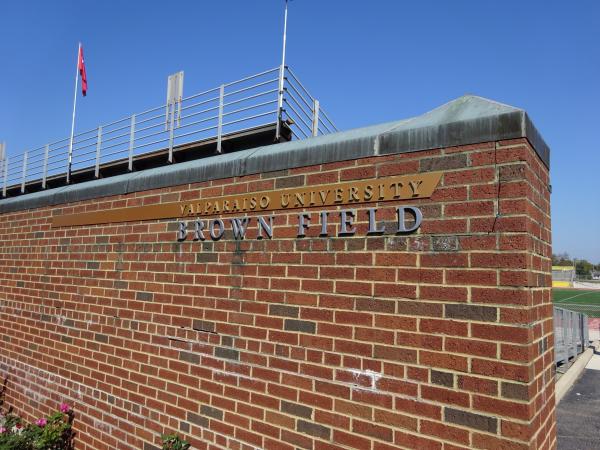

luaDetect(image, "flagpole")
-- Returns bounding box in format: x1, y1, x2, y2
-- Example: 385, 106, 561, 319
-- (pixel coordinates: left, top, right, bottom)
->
275, 0, 288, 142
67, 42, 81, 184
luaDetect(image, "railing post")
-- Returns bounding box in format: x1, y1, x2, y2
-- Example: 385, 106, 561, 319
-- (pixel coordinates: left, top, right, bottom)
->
168, 104, 175, 163
67, 138, 73, 184
217, 84, 224, 154
21, 151, 28, 193
312, 99, 320, 137
42, 144, 49, 189
0, 143, 4, 191
128, 115, 135, 171
2, 157, 8, 197
95, 126, 102, 179
275, 65, 285, 142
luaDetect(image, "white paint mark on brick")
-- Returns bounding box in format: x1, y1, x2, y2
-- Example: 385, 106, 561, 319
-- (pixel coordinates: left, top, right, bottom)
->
348, 368, 382, 390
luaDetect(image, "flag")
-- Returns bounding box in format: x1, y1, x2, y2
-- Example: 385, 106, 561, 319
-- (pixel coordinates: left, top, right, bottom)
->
78, 45, 88, 96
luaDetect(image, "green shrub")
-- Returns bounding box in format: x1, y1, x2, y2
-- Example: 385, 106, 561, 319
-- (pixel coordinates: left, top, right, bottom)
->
161, 434, 190, 450
0, 402, 73, 450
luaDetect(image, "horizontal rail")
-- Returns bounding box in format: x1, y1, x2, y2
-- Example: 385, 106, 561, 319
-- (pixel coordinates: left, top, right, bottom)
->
1, 66, 337, 196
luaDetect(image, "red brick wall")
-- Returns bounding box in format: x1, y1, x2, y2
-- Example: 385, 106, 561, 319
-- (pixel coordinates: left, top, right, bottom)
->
0, 139, 554, 450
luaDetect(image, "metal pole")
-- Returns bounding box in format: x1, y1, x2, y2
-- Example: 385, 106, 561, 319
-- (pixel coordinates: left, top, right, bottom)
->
275, 0, 288, 142
2, 157, 8, 197
95, 126, 102, 178
0, 143, 4, 188
168, 103, 175, 163
312, 99, 320, 137
21, 151, 28, 193
216, 84, 224, 154
67, 43, 81, 184
128, 114, 135, 171
42, 144, 49, 189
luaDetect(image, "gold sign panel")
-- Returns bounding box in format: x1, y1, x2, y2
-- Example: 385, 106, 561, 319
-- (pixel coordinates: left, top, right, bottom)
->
51, 171, 443, 228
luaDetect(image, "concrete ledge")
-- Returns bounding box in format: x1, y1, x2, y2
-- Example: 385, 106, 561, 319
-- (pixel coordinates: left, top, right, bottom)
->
0, 95, 550, 214
556, 341, 600, 404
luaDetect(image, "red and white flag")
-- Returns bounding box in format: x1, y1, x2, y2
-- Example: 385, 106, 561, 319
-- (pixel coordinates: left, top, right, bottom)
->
78, 45, 87, 96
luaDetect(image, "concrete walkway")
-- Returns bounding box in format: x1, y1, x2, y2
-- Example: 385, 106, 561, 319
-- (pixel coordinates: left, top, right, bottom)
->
557, 352, 600, 449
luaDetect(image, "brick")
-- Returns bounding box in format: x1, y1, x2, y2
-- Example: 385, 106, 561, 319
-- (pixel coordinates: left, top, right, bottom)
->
281, 400, 312, 419
373, 410, 417, 431
420, 286, 467, 302
352, 420, 393, 442
444, 408, 498, 433
94, 333, 109, 343
501, 382, 530, 400
471, 323, 530, 343
419, 420, 469, 445
215, 347, 239, 361
200, 404, 223, 420
136, 291, 153, 301
430, 370, 454, 387
420, 154, 467, 171
458, 375, 498, 395
471, 358, 531, 382
445, 337, 497, 358
394, 398, 441, 420
276, 175, 305, 188
284, 319, 316, 334
297, 420, 331, 439
445, 304, 497, 322
192, 320, 215, 332
269, 304, 299, 318
472, 395, 532, 420
446, 269, 497, 286
179, 351, 200, 364
187, 412, 208, 427
421, 385, 469, 407
374, 345, 417, 363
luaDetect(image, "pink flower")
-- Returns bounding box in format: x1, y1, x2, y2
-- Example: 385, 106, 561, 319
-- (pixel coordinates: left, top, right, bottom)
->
60, 402, 71, 413
0, 426, 6, 433
35, 418, 47, 427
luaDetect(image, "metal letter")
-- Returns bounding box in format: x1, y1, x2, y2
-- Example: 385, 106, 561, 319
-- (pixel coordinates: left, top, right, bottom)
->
194, 220, 206, 241
257, 216, 274, 239
209, 219, 225, 240
230, 217, 250, 240
339, 210, 356, 236
320, 211, 329, 236
177, 221, 188, 241
396, 206, 423, 233
367, 208, 385, 234
297, 213, 310, 237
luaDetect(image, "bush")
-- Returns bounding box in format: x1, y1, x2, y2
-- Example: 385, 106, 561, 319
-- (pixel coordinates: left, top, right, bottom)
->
161, 434, 190, 450
0, 402, 73, 450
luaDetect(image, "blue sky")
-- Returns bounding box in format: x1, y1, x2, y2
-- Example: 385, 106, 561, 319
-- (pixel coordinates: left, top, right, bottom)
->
0, 1, 598, 261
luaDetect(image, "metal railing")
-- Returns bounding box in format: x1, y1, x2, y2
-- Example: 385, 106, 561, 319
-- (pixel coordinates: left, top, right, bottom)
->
554, 306, 589, 366
0, 66, 338, 197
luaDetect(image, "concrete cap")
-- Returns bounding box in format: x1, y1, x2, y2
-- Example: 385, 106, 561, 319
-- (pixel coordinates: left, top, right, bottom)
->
0, 95, 550, 214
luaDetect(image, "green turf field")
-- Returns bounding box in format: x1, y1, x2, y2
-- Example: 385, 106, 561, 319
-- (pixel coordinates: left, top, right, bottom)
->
553, 289, 600, 304
553, 288, 600, 317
